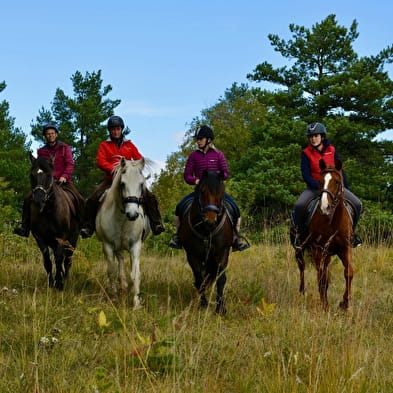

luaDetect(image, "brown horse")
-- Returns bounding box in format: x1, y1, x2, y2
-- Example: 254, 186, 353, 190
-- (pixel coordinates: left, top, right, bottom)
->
29, 154, 84, 289
293, 159, 354, 310
179, 170, 233, 314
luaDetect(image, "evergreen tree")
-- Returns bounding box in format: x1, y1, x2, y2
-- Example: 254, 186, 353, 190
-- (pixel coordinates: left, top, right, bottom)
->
30, 70, 120, 196
0, 81, 31, 208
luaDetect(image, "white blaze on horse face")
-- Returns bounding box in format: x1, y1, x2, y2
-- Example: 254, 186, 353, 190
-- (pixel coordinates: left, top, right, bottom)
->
37, 169, 43, 174
122, 168, 144, 221
320, 173, 332, 215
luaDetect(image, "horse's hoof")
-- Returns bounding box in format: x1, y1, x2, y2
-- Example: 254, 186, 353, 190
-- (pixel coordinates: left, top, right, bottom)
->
215, 305, 227, 315
339, 300, 349, 310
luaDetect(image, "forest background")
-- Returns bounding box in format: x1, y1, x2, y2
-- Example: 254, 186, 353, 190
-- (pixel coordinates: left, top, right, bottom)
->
1, 15, 393, 245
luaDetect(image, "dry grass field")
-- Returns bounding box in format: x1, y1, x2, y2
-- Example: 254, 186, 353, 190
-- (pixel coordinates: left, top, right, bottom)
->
1, 231, 393, 393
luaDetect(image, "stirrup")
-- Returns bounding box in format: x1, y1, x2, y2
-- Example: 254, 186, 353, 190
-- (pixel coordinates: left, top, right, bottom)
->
13, 226, 29, 237
168, 234, 182, 249
352, 234, 362, 248
80, 227, 93, 239
232, 235, 250, 252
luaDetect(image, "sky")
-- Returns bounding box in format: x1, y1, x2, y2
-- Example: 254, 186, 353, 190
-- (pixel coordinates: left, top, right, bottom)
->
1, 0, 393, 170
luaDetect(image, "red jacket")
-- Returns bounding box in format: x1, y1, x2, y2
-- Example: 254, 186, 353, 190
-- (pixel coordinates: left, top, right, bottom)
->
96, 138, 142, 179
37, 141, 74, 183
302, 143, 336, 185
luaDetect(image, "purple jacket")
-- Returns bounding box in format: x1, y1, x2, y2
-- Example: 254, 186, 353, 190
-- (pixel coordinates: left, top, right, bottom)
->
184, 146, 229, 185
37, 141, 74, 183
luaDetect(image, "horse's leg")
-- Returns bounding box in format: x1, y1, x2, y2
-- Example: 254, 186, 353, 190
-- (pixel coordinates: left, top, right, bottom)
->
34, 236, 54, 287
317, 255, 331, 311
129, 242, 142, 310
103, 243, 118, 296
116, 251, 128, 299
295, 249, 306, 295
215, 264, 227, 314
338, 247, 353, 310
53, 244, 66, 290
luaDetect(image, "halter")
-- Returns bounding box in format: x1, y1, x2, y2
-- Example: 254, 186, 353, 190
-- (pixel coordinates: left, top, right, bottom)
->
32, 178, 54, 204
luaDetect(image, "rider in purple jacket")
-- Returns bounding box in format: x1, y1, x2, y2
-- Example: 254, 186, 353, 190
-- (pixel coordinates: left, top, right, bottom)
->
14, 123, 76, 237
168, 125, 250, 252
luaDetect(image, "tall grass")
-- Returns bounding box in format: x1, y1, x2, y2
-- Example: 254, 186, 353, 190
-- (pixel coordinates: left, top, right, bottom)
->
1, 231, 393, 393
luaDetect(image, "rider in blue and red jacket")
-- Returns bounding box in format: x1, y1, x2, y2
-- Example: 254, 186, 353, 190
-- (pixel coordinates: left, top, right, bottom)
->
168, 125, 250, 252
291, 122, 362, 247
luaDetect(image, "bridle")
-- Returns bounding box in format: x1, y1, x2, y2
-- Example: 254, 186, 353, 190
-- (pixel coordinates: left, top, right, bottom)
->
319, 169, 344, 223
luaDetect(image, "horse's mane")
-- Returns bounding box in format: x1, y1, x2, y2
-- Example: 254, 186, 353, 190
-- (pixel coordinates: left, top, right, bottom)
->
111, 157, 155, 186
200, 170, 225, 195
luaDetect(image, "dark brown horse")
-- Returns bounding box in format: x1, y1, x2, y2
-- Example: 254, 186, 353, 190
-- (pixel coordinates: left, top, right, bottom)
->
293, 159, 354, 310
29, 153, 84, 289
179, 170, 233, 314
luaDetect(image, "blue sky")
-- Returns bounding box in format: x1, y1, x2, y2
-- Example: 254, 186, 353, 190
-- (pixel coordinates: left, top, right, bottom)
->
1, 1, 393, 169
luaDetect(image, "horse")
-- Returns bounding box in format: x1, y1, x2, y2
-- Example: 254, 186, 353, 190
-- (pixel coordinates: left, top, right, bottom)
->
95, 157, 150, 309
293, 159, 354, 311
29, 153, 84, 290
179, 170, 233, 314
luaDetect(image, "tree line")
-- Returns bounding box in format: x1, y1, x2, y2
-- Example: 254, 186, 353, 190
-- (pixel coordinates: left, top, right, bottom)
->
1, 15, 393, 239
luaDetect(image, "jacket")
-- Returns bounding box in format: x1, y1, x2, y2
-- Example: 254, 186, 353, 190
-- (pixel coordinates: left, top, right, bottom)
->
301, 139, 348, 189
37, 141, 74, 183
184, 146, 229, 185
96, 138, 142, 179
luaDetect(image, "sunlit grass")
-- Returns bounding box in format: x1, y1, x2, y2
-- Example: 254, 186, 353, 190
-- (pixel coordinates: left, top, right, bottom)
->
1, 232, 393, 392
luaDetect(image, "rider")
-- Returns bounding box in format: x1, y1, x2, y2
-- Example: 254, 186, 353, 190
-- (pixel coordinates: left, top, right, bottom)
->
14, 123, 76, 237
168, 125, 250, 252
80, 115, 165, 238
291, 122, 362, 248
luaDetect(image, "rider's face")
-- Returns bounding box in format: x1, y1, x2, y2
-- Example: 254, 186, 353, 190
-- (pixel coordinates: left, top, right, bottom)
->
109, 126, 123, 138
197, 137, 210, 149
309, 133, 322, 147
44, 129, 58, 144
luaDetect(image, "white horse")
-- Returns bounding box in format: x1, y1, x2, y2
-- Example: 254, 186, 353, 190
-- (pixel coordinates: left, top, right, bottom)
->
96, 157, 150, 308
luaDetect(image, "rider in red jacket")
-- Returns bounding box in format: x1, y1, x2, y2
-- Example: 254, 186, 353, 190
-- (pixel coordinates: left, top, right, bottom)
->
80, 115, 164, 238
291, 122, 362, 248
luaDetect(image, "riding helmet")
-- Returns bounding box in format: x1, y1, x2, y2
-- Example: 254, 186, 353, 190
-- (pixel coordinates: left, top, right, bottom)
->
107, 115, 125, 130
195, 125, 214, 140
306, 122, 327, 137
42, 123, 59, 135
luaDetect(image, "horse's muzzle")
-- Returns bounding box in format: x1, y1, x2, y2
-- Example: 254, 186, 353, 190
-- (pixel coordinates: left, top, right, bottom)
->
126, 212, 140, 221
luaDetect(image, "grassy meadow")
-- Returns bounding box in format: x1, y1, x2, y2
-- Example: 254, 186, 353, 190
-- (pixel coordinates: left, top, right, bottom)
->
1, 230, 393, 393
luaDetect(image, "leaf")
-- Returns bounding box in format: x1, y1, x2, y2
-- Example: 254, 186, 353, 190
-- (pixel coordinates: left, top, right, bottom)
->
98, 310, 110, 328
256, 297, 276, 315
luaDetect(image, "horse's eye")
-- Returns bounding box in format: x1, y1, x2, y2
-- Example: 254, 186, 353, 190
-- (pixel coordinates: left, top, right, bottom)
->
120, 182, 125, 189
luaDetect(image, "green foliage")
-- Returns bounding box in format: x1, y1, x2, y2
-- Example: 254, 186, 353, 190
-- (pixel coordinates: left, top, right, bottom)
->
30, 70, 121, 196
0, 81, 31, 211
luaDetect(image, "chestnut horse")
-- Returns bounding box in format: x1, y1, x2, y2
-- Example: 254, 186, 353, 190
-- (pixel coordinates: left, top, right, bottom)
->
293, 159, 354, 310
179, 170, 233, 314
29, 154, 84, 289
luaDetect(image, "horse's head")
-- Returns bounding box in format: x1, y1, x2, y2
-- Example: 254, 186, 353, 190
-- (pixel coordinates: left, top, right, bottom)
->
29, 153, 55, 211
116, 157, 146, 221
318, 159, 344, 217
197, 170, 225, 225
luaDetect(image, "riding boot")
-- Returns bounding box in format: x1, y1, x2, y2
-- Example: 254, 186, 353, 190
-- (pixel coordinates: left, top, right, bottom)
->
352, 233, 362, 248
168, 232, 182, 249
144, 189, 165, 235
232, 233, 250, 252
14, 195, 31, 237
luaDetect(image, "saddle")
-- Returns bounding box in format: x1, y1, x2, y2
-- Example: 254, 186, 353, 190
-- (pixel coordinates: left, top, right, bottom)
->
304, 197, 356, 229
178, 197, 236, 228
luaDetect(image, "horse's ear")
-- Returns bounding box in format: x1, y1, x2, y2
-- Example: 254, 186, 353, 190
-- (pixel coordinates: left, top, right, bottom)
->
218, 171, 224, 181
121, 157, 126, 168
335, 159, 342, 171
29, 152, 36, 165
319, 159, 327, 171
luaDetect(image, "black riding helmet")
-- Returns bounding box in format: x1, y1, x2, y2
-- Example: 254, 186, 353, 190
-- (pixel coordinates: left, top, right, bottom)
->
42, 123, 59, 135
306, 122, 327, 137
195, 125, 214, 140
107, 115, 125, 130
